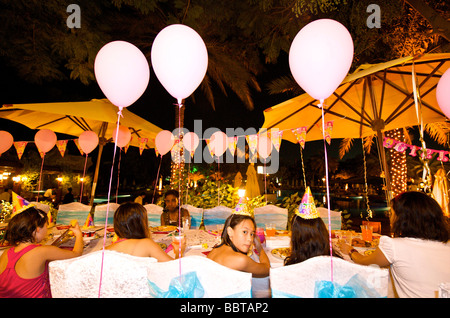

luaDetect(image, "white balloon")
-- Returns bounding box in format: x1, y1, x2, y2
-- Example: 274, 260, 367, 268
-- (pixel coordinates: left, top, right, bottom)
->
151, 24, 208, 103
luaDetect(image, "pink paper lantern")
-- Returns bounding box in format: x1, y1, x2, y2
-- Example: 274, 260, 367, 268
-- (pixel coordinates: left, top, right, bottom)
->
210, 131, 228, 157
437, 68, 450, 119
257, 135, 273, 159
112, 125, 132, 148
94, 41, 150, 109
289, 19, 354, 102
34, 129, 57, 154
183, 132, 199, 153
0, 131, 13, 155
155, 130, 175, 156
78, 131, 99, 154
151, 24, 208, 104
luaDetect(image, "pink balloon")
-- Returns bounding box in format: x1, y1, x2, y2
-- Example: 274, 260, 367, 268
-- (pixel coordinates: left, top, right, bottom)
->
34, 129, 57, 154
183, 132, 199, 153
257, 135, 273, 159
210, 131, 228, 157
112, 125, 132, 148
289, 19, 354, 101
437, 68, 450, 119
151, 24, 208, 104
155, 130, 174, 156
0, 131, 13, 155
78, 131, 99, 154
94, 41, 150, 109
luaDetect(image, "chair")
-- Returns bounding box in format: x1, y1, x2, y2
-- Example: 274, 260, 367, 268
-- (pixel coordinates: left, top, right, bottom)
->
49, 250, 158, 298
317, 207, 342, 231
147, 255, 252, 298
181, 204, 203, 229
203, 205, 233, 230
270, 256, 389, 298
254, 205, 288, 230
144, 204, 163, 227
94, 203, 120, 227
56, 202, 91, 225
29, 201, 50, 213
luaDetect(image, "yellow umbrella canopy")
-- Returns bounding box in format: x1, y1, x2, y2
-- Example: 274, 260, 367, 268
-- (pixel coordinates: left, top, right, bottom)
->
262, 53, 450, 201
262, 53, 450, 143
0, 98, 162, 148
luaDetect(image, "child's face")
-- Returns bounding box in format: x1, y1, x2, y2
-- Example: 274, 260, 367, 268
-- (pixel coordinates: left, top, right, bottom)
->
164, 194, 178, 211
228, 219, 255, 253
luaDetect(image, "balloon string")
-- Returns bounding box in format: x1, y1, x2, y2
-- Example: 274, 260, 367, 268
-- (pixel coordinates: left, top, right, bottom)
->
79, 154, 88, 203
98, 116, 121, 298
115, 149, 122, 204
177, 100, 182, 277
319, 99, 333, 282
36, 154, 45, 202
152, 155, 162, 204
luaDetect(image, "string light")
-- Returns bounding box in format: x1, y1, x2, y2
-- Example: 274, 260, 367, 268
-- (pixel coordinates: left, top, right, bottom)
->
386, 129, 407, 198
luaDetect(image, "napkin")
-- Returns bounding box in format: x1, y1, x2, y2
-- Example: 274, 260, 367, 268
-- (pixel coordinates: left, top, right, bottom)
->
265, 236, 290, 248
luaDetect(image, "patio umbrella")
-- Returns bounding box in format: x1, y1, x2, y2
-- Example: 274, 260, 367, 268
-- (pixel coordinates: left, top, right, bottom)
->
432, 168, 449, 218
245, 164, 261, 199
262, 53, 450, 200
0, 98, 163, 206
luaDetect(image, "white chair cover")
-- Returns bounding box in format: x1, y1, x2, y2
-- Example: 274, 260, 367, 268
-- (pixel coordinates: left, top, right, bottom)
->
29, 201, 50, 213
144, 204, 163, 227
317, 207, 342, 231
56, 202, 91, 225
254, 205, 288, 230
93, 203, 120, 227
203, 205, 233, 230
270, 256, 389, 298
49, 250, 158, 298
147, 255, 252, 298
181, 204, 203, 229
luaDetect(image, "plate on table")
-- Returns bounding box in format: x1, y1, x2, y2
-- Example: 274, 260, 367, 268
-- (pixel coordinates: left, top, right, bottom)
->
271, 247, 291, 260
151, 225, 177, 234
275, 230, 290, 236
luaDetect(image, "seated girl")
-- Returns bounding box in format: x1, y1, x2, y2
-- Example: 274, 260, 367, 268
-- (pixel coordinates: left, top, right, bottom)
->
207, 213, 270, 278
106, 202, 185, 261
0, 207, 83, 298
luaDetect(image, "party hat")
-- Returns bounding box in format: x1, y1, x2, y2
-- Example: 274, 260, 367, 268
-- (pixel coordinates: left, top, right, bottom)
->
47, 210, 54, 226
82, 213, 94, 229
296, 187, 320, 219
11, 192, 34, 217
233, 198, 252, 217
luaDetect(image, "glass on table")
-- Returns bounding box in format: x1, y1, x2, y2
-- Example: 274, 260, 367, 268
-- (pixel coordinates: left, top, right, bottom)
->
337, 230, 353, 245
265, 224, 276, 237
360, 224, 373, 242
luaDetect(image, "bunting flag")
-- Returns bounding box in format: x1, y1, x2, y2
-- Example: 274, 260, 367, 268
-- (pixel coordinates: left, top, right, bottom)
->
324, 121, 334, 145
205, 139, 214, 157
11, 191, 33, 216
246, 134, 258, 154
383, 137, 449, 161
228, 136, 237, 156
271, 130, 283, 152
138, 137, 148, 155
291, 127, 307, 149
13, 141, 27, 160
73, 139, 84, 156
47, 210, 54, 226
124, 136, 133, 154
56, 140, 68, 157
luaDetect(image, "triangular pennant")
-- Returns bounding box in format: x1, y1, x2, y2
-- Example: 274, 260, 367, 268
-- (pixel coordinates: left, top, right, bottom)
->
73, 139, 84, 155
205, 139, 214, 157
138, 137, 148, 155
228, 136, 237, 156
292, 127, 307, 149
13, 141, 28, 160
56, 140, 68, 157
271, 130, 283, 152
246, 134, 258, 154
124, 136, 133, 153
324, 121, 333, 145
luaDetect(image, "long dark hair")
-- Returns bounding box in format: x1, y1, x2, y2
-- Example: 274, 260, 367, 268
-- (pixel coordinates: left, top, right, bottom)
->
5, 207, 48, 246
390, 191, 449, 242
215, 214, 256, 255
113, 202, 150, 239
284, 215, 334, 265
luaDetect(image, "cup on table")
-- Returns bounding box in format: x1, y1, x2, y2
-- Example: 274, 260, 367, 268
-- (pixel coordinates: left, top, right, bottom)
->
256, 227, 266, 244
265, 224, 276, 237
172, 233, 186, 254
182, 216, 190, 232
360, 224, 373, 242
338, 230, 353, 245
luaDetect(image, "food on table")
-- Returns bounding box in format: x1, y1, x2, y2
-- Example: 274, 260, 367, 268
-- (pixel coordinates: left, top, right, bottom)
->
151, 225, 177, 232
271, 247, 291, 259
275, 230, 290, 236
351, 238, 366, 247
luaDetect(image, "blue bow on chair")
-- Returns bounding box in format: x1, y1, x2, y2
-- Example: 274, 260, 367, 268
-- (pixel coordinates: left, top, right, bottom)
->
148, 271, 205, 298
315, 274, 383, 298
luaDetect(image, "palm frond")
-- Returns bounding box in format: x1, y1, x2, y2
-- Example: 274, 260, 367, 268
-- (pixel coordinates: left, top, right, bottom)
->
339, 138, 354, 159
425, 122, 450, 146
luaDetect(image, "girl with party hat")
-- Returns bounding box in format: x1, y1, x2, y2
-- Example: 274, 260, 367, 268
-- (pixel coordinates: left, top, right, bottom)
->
0, 207, 83, 298
207, 202, 270, 278
284, 187, 341, 266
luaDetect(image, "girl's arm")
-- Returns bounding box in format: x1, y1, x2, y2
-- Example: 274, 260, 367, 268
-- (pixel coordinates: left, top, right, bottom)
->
338, 242, 390, 267
40, 223, 84, 262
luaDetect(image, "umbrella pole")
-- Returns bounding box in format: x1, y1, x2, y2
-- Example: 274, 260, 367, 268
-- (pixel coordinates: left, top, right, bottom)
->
89, 122, 108, 208
376, 129, 393, 204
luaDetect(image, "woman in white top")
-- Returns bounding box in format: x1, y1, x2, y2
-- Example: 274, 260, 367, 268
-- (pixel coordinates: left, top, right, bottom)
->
338, 191, 450, 298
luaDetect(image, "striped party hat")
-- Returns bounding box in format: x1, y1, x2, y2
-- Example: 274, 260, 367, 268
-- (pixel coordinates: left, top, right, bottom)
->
11, 191, 34, 216
296, 187, 320, 219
